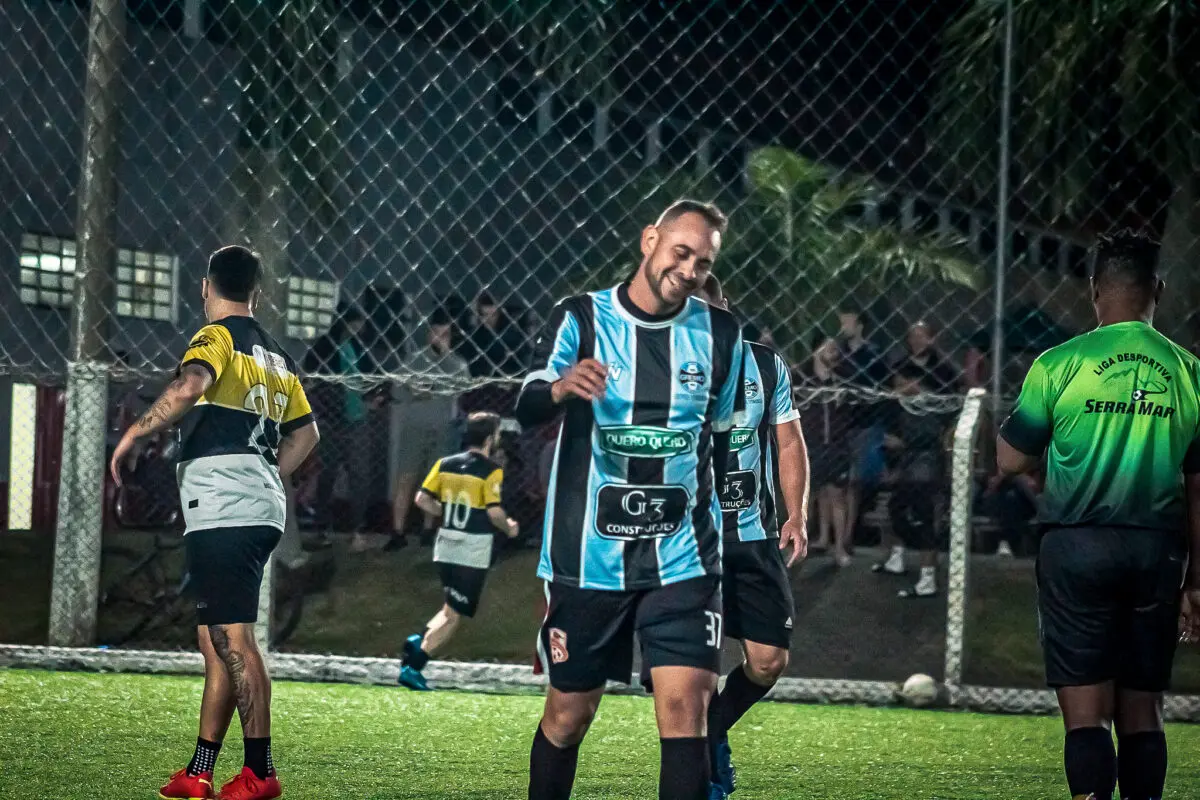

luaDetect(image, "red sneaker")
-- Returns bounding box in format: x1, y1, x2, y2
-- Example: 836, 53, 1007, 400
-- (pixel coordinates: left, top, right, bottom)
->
159, 768, 216, 800
218, 767, 282, 800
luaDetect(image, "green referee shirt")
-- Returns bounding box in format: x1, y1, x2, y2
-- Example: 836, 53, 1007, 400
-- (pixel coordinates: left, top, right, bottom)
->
1000, 320, 1200, 531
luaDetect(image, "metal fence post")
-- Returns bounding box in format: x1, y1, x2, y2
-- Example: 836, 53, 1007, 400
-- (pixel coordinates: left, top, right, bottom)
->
48, 0, 126, 646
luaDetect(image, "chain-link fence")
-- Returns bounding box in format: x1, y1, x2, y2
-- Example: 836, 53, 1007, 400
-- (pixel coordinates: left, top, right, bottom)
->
1, 0, 1199, 713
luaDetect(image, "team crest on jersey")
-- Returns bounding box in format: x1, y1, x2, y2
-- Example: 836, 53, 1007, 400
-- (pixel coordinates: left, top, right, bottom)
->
549, 628, 569, 664
678, 361, 706, 391
744, 379, 760, 399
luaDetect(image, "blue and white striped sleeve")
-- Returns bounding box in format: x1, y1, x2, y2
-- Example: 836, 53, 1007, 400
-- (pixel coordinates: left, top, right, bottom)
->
770, 352, 800, 425
515, 300, 580, 428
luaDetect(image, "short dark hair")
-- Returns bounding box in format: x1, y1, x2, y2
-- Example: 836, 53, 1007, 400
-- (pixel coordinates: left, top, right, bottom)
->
655, 199, 728, 237
1092, 229, 1160, 291
207, 245, 261, 302
477, 291, 498, 307
893, 361, 927, 384
463, 411, 502, 448
429, 307, 453, 327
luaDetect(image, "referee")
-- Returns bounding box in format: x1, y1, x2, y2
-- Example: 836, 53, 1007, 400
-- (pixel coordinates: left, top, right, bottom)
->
997, 231, 1200, 800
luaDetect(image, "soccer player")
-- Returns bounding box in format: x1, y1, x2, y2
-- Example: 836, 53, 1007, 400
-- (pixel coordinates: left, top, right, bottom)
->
996, 231, 1200, 800
692, 275, 809, 799
516, 199, 743, 800
110, 246, 319, 800
398, 411, 520, 690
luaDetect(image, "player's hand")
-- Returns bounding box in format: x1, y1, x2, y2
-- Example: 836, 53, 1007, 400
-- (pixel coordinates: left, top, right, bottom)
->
507, 518, 520, 539
779, 517, 808, 567
109, 433, 137, 487
551, 360, 608, 404
1181, 587, 1200, 645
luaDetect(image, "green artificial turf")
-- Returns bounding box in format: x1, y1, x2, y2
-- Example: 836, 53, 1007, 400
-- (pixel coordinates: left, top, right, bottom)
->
2, 669, 1199, 799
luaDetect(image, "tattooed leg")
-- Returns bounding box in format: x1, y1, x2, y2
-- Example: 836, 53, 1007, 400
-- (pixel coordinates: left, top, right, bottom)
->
208, 623, 272, 738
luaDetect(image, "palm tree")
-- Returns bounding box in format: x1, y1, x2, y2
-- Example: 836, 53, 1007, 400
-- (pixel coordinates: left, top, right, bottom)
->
217, 0, 344, 336
570, 147, 982, 360
933, 0, 1200, 333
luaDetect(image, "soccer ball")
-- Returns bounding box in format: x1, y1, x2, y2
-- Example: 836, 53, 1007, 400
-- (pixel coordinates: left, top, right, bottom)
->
898, 673, 940, 708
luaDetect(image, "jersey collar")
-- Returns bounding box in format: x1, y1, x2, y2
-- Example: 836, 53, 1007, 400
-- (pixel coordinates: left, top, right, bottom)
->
611, 284, 689, 328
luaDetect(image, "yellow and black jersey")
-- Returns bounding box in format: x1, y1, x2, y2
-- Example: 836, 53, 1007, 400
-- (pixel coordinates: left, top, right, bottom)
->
175, 315, 314, 534
421, 450, 505, 570
420, 451, 504, 536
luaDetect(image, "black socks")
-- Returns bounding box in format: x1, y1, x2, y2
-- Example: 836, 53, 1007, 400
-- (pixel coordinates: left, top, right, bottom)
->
659, 737, 709, 800
243, 737, 274, 780
529, 725, 580, 800
186, 737, 221, 776
1065, 727, 1116, 800
712, 665, 772, 734
1118, 730, 1167, 800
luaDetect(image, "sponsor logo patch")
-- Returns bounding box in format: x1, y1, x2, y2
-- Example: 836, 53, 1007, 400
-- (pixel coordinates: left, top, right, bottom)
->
596, 484, 690, 540
599, 425, 694, 458
729, 428, 755, 451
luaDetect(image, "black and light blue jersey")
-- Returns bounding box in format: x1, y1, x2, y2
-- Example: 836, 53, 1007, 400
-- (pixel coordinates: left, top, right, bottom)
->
719, 341, 799, 542
517, 286, 744, 591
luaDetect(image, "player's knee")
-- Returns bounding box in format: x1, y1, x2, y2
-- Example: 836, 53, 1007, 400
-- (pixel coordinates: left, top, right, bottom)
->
745, 648, 788, 686
655, 687, 708, 733
541, 699, 597, 746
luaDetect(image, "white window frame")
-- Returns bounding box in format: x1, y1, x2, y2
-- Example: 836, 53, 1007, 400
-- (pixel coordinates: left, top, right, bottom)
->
19, 232, 179, 322
286, 275, 339, 339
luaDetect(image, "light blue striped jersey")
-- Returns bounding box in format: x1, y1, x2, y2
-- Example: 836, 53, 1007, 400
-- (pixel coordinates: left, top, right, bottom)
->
719, 341, 799, 541
517, 285, 744, 590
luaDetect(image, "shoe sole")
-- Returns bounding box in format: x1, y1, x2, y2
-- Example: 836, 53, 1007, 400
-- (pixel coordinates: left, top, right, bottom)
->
159, 794, 211, 800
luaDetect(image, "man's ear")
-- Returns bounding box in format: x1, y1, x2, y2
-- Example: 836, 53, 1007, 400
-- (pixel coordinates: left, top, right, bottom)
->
640, 225, 659, 259
1155, 277, 1166, 306
1090, 277, 1100, 305
201, 277, 209, 301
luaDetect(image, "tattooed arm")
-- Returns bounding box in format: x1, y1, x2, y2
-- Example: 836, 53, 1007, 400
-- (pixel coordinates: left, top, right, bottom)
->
109, 363, 212, 485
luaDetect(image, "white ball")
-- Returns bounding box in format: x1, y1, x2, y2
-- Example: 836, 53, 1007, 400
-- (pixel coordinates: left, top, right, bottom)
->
899, 673, 940, 707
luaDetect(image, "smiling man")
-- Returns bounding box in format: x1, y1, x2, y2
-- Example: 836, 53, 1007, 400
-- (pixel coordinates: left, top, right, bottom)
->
516, 200, 744, 800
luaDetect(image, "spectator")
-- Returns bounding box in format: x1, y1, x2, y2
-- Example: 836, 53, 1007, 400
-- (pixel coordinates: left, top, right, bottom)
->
389, 307, 471, 547
981, 468, 1041, 557
833, 306, 889, 548
304, 303, 380, 536
894, 321, 959, 393
880, 364, 951, 598
798, 332, 854, 567
466, 291, 525, 378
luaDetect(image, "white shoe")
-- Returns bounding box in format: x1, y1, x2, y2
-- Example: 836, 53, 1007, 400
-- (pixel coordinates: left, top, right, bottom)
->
996, 541, 1014, 558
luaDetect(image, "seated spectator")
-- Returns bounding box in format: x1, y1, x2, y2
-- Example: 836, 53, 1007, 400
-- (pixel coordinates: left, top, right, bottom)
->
797, 333, 854, 567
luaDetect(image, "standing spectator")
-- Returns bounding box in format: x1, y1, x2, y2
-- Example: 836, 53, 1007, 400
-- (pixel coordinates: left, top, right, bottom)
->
881, 364, 951, 597
799, 333, 854, 567
981, 469, 1041, 557
833, 306, 889, 548
467, 291, 524, 378
304, 303, 378, 535
389, 307, 471, 547
895, 321, 959, 393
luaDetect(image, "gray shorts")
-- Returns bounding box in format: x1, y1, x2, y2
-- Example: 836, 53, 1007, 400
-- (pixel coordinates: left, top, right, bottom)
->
390, 402, 457, 480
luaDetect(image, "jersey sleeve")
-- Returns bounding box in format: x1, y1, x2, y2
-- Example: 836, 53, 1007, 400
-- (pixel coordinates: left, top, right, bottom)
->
280, 375, 315, 435
483, 467, 504, 507
524, 299, 581, 386
179, 324, 233, 383
419, 459, 443, 497
713, 334, 745, 433
770, 351, 800, 425
999, 354, 1054, 455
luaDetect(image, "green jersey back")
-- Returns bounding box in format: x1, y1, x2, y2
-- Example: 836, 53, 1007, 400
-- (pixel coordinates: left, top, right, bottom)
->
1000, 321, 1200, 531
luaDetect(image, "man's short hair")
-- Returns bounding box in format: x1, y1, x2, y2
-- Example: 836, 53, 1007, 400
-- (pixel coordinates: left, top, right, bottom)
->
463, 411, 502, 449
207, 245, 261, 302
893, 361, 927, 384
429, 307, 453, 327
655, 199, 728, 236
477, 290, 497, 308
1093, 229, 1160, 291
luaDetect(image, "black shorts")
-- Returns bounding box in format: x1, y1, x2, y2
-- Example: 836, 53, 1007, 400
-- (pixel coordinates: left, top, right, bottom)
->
438, 562, 489, 618
1037, 526, 1187, 692
186, 526, 281, 626
723, 539, 795, 649
538, 576, 722, 693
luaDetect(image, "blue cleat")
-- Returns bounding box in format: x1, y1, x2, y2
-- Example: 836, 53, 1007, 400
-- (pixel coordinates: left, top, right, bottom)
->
712, 735, 736, 795
398, 665, 431, 691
